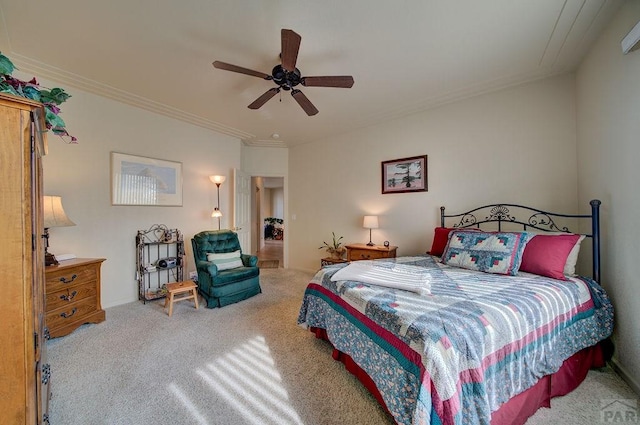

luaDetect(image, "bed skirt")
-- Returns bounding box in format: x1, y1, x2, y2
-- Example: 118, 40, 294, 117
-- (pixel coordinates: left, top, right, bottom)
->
310, 327, 606, 425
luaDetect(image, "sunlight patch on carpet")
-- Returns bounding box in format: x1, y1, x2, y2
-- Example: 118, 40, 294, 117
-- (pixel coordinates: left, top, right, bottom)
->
195, 335, 304, 425
168, 383, 208, 425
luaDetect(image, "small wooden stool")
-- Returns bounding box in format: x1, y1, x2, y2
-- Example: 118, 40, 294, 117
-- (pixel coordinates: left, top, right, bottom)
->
164, 281, 199, 317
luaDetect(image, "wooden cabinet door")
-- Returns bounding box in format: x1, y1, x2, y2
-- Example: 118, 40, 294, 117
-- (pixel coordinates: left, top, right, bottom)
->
0, 94, 49, 424
32, 108, 50, 424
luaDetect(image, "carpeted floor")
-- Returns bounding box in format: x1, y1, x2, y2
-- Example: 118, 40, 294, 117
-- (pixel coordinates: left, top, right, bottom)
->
46, 268, 637, 425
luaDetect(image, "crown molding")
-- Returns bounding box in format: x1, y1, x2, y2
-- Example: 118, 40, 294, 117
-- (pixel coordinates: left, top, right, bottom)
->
8, 53, 255, 141
242, 139, 288, 148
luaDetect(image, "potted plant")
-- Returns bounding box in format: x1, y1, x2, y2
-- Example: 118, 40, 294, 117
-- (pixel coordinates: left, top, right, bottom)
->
319, 232, 346, 259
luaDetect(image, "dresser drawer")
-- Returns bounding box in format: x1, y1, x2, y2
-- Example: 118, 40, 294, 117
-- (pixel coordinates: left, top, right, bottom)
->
46, 283, 98, 311
348, 248, 387, 260
46, 296, 98, 330
46, 266, 98, 293
345, 243, 398, 262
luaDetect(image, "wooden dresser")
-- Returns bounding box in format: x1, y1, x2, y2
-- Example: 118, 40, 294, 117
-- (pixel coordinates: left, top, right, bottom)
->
346, 243, 398, 261
45, 258, 106, 338
0, 93, 50, 424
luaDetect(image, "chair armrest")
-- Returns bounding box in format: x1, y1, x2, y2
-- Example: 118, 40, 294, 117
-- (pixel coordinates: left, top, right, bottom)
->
196, 260, 219, 276
241, 254, 258, 267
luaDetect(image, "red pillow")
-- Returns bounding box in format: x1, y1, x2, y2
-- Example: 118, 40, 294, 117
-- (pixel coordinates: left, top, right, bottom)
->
429, 227, 455, 256
519, 234, 581, 280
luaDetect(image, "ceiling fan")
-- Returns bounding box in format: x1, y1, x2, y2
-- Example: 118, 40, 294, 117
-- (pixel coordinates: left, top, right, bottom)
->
213, 29, 354, 116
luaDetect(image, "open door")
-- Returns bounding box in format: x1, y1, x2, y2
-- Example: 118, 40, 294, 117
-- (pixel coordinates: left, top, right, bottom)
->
233, 169, 251, 253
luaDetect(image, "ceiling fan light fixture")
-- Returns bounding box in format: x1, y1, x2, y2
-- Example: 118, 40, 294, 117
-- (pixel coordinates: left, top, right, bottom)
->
212, 28, 353, 115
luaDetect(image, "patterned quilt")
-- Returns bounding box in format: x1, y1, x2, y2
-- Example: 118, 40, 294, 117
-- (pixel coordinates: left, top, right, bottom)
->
297, 255, 614, 425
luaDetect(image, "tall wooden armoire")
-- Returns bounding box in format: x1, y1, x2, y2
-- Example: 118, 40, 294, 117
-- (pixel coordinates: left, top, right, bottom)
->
0, 93, 51, 424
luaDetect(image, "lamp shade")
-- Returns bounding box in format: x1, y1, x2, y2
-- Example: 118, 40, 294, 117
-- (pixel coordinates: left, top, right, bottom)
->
211, 208, 223, 218
43, 196, 75, 228
209, 175, 226, 185
363, 215, 379, 229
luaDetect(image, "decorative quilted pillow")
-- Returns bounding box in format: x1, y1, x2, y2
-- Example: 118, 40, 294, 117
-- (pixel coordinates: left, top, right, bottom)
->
429, 227, 479, 257
206, 250, 243, 270
441, 231, 533, 275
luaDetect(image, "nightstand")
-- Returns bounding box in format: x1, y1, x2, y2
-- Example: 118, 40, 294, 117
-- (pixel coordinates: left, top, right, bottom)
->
45, 258, 106, 338
345, 243, 398, 261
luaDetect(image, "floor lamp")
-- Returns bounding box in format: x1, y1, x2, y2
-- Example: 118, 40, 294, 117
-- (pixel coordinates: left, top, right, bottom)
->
209, 175, 226, 230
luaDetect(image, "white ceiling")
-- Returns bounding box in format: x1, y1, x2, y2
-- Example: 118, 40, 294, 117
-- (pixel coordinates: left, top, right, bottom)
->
0, 0, 623, 148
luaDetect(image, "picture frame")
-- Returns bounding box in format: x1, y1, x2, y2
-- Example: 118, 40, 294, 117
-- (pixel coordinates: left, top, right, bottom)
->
381, 155, 428, 194
111, 152, 183, 206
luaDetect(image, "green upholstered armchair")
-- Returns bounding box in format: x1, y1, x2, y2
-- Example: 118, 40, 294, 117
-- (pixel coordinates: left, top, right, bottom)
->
191, 230, 261, 308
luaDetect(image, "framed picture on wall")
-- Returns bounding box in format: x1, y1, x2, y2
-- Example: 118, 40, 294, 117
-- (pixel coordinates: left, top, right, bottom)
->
111, 152, 183, 206
381, 155, 428, 194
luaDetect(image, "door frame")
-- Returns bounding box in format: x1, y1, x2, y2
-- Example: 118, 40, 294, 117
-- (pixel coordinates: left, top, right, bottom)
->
245, 173, 288, 268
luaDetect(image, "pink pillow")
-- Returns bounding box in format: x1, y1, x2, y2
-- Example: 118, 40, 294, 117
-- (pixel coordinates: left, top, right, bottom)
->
519, 234, 581, 280
429, 227, 455, 257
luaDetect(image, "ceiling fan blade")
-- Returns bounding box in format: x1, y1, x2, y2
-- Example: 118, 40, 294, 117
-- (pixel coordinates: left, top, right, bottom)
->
301, 76, 355, 88
248, 88, 280, 110
281, 29, 301, 72
213, 61, 271, 79
291, 89, 319, 116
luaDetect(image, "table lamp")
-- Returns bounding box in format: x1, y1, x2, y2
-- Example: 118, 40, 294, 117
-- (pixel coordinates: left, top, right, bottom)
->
43, 195, 75, 266
363, 215, 379, 246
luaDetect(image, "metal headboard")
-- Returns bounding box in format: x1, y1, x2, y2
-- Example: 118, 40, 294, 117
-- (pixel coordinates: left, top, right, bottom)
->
440, 200, 601, 282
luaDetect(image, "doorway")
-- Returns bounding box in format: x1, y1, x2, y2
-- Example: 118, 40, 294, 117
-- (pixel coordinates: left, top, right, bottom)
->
252, 176, 284, 267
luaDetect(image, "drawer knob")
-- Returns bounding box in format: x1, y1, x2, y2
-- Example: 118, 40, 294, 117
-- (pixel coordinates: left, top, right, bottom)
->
59, 274, 78, 284
60, 308, 77, 319
60, 290, 78, 302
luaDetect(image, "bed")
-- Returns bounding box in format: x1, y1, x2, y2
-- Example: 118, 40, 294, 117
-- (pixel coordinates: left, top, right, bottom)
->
297, 200, 613, 425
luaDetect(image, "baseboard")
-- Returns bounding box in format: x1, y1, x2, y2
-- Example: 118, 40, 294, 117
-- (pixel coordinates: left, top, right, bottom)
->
610, 358, 640, 396
289, 266, 318, 275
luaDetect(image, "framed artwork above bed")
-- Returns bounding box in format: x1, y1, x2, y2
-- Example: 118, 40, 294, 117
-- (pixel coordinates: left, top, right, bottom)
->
381, 155, 427, 194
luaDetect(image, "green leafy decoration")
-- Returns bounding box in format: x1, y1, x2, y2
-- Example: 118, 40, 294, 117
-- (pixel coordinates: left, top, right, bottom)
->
22, 85, 41, 101
45, 106, 66, 128
0, 54, 15, 75
0, 51, 76, 143
40, 87, 71, 105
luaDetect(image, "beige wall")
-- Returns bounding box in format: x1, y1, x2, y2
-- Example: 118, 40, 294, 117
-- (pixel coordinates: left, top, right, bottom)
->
576, 0, 640, 393
289, 74, 579, 272
40, 79, 242, 308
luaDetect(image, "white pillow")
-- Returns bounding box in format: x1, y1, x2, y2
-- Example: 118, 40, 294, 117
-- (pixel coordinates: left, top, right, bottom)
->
206, 250, 243, 270
563, 234, 585, 276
